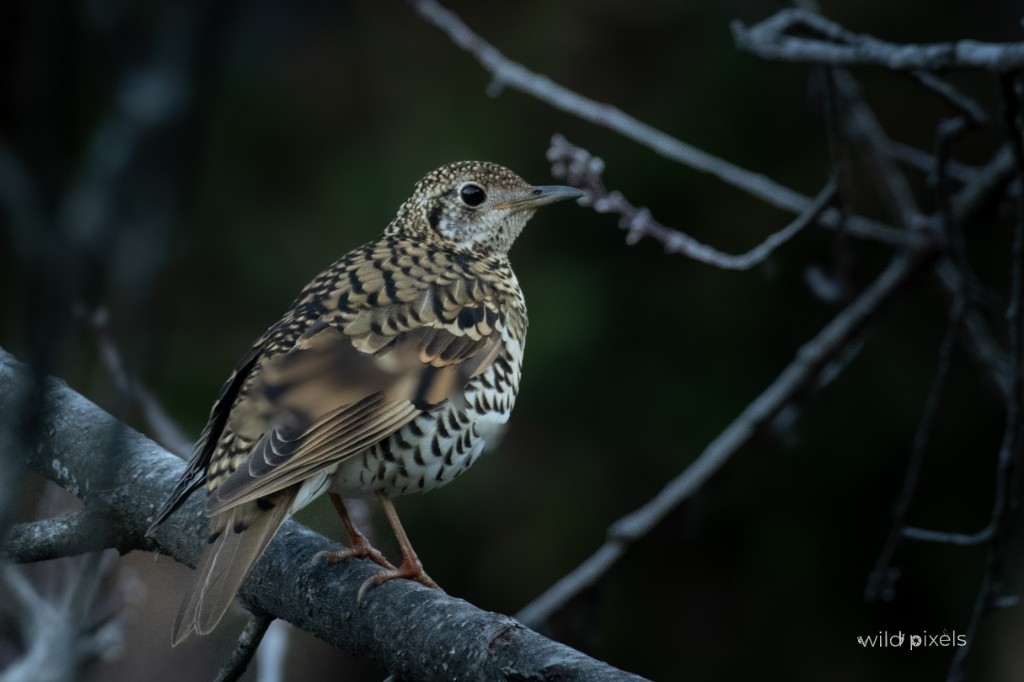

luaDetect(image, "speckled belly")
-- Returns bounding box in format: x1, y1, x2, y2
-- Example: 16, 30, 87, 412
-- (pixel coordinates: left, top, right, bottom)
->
329, 338, 522, 497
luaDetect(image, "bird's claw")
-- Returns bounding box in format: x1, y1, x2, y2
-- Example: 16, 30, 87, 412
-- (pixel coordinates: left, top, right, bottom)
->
356, 562, 443, 603
316, 545, 396, 571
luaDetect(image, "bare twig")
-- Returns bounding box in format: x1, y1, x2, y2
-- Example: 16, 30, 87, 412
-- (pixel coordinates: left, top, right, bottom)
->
951, 145, 1019, 223
865, 296, 963, 601
547, 135, 839, 269
934, 145, 1018, 400
935, 259, 1013, 398
826, 69, 924, 229
0, 553, 124, 682
946, 72, 1024, 682
214, 613, 274, 682
814, 45, 1020, 641
813, 44, 1014, 401
816, 63, 1014, 608
87, 308, 192, 457
933, 116, 978, 283
801, 40, 1018, 620
901, 526, 991, 546
408, 0, 914, 249
732, 9, 1024, 71
886, 139, 977, 186
516, 251, 933, 628
909, 71, 989, 126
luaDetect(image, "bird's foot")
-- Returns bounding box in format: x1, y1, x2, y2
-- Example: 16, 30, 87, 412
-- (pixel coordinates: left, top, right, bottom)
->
356, 556, 443, 603
316, 538, 396, 571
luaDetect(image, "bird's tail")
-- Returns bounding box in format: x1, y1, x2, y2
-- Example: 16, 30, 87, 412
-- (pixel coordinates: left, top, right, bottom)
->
172, 488, 297, 646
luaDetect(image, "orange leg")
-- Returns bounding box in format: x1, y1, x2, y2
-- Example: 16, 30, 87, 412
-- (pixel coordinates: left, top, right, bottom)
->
356, 492, 442, 602
316, 493, 396, 571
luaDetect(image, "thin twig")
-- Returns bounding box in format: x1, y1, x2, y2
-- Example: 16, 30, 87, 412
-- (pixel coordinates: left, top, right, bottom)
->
214, 613, 274, 682
408, 0, 914, 249
951, 145, 1019, 224
886, 139, 977, 186
547, 135, 838, 268
909, 71, 989, 126
516, 251, 933, 628
805, 67, 856, 305
946, 71, 1024, 682
732, 9, 1024, 71
934, 144, 1019, 400
816, 65, 1009, 603
935, 260, 1013, 398
865, 296, 964, 601
901, 526, 992, 546
0, 553, 124, 682
855, 129, 1018, 592
828, 69, 923, 229
933, 116, 978, 285
87, 308, 192, 457
803, 48, 1017, 614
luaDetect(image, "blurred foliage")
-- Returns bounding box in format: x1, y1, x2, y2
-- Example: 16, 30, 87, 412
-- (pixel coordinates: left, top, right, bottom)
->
2, 0, 1022, 680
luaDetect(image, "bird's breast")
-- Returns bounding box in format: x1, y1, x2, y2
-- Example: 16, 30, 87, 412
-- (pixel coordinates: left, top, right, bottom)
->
330, 332, 524, 497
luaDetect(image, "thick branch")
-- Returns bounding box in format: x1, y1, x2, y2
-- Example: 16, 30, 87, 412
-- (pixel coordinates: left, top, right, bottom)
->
732, 9, 1024, 71
0, 347, 647, 682
4, 510, 142, 562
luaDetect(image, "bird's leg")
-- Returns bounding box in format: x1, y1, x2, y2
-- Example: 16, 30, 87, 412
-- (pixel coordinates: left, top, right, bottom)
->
316, 493, 396, 570
356, 492, 442, 602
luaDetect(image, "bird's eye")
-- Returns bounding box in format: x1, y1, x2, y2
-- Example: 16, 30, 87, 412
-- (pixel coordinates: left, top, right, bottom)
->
459, 183, 487, 207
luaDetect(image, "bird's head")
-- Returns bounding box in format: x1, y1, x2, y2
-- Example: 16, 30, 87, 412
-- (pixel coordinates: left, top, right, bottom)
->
388, 161, 583, 257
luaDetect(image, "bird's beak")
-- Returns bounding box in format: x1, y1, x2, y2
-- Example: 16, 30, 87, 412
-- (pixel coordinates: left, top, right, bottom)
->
496, 185, 585, 210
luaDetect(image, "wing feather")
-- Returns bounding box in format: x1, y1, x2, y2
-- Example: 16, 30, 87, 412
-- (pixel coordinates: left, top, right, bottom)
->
205, 301, 501, 514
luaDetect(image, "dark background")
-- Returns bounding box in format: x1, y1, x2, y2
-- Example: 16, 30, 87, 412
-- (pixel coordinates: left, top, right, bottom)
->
1, 1, 1021, 680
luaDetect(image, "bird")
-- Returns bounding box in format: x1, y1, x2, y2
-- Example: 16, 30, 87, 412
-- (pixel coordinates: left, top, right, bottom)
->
148, 160, 583, 645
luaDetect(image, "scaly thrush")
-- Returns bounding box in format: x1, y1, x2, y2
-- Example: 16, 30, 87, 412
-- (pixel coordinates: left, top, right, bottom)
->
149, 161, 582, 644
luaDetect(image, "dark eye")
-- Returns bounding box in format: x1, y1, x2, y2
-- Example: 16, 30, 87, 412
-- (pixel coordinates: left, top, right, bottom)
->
459, 183, 487, 207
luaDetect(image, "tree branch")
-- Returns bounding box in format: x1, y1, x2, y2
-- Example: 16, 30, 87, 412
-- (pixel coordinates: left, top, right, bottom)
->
0, 553, 124, 682
547, 135, 839, 268
0, 346, 647, 682
408, 0, 912, 249
946, 72, 1024, 682
4, 510, 144, 563
516, 249, 935, 628
87, 307, 192, 457
732, 9, 1024, 71
214, 613, 273, 682
801, 38, 1015, 400
865, 295, 963, 601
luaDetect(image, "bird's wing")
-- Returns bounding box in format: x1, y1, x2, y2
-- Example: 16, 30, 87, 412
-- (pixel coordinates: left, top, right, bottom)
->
205, 285, 505, 514
147, 344, 263, 533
